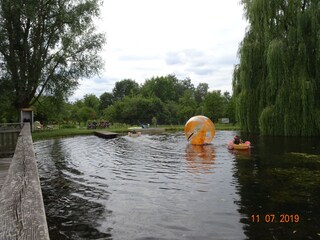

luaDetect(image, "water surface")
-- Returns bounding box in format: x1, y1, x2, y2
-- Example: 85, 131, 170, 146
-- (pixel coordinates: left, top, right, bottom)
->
34, 131, 320, 240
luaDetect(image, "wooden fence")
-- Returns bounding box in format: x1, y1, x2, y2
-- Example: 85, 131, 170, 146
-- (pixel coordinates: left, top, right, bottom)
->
0, 123, 21, 157
0, 123, 50, 240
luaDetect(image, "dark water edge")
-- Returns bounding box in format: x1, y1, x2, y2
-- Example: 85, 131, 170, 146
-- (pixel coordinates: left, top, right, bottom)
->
236, 133, 320, 240
34, 131, 320, 240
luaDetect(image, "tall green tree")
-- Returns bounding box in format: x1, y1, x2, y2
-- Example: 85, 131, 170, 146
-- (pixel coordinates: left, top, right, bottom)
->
77, 106, 96, 124
177, 89, 197, 123
0, 79, 16, 122
0, 0, 105, 109
83, 94, 100, 112
34, 95, 68, 124
233, 0, 320, 136
174, 77, 195, 101
141, 75, 177, 102
224, 94, 236, 124
112, 79, 140, 101
99, 92, 114, 111
195, 83, 209, 104
201, 90, 225, 123
103, 95, 168, 125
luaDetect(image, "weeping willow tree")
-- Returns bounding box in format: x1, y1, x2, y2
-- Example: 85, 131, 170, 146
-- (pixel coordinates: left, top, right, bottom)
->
233, 0, 320, 136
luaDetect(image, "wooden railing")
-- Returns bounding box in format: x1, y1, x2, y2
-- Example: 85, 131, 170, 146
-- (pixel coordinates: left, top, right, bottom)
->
0, 123, 50, 240
0, 123, 21, 157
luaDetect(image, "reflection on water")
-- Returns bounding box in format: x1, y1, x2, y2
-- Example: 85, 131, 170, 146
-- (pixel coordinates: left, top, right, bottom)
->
34, 131, 320, 240
228, 148, 252, 161
36, 139, 112, 239
185, 144, 215, 173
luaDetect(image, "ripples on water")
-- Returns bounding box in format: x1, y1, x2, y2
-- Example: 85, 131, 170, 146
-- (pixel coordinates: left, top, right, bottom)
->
35, 131, 244, 240
34, 131, 320, 240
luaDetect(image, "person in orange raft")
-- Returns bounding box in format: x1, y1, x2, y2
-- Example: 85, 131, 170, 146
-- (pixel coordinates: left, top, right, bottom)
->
233, 135, 243, 145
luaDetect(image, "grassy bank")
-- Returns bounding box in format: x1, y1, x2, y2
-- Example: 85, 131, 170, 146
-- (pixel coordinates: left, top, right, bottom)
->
32, 123, 240, 142
162, 123, 240, 132
32, 128, 95, 141
214, 123, 240, 130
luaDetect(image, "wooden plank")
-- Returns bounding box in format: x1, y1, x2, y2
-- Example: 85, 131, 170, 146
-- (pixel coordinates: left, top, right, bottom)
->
0, 157, 12, 191
0, 131, 19, 156
1, 132, 4, 145
94, 131, 118, 139
0, 129, 21, 133
0, 124, 21, 132
11, 131, 14, 148
0, 123, 50, 240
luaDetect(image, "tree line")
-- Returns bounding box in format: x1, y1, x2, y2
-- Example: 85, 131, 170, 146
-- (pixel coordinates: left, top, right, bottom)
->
0, 0, 234, 127
22, 74, 234, 126
4, 0, 317, 135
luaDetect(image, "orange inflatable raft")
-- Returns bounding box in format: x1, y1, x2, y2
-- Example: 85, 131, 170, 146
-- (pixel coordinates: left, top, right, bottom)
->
227, 141, 251, 150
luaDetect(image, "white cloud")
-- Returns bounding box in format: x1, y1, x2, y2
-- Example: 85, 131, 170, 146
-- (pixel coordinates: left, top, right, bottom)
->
71, 0, 248, 100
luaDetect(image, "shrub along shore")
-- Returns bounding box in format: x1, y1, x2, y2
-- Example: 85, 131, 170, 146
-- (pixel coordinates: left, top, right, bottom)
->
31, 123, 240, 142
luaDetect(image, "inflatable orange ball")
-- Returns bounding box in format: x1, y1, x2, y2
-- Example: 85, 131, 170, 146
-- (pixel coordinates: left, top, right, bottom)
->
184, 115, 215, 145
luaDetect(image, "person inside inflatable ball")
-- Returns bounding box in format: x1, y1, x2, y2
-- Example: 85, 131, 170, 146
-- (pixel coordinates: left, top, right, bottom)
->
184, 115, 215, 145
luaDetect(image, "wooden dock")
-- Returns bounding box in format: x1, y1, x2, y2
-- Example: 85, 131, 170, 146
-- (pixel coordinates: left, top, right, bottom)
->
94, 131, 119, 139
0, 123, 50, 240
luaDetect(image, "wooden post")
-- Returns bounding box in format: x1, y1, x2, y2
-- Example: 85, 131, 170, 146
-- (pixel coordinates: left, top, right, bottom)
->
0, 123, 50, 240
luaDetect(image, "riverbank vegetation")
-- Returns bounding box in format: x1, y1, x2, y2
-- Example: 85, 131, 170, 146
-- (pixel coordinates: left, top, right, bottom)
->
233, 0, 320, 136
31, 123, 240, 142
1, 75, 236, 129
0, 0, 236, 133
2, 0, 319, 138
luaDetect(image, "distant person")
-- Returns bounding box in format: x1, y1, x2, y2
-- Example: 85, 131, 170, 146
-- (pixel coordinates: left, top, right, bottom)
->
233, 135, 242, 145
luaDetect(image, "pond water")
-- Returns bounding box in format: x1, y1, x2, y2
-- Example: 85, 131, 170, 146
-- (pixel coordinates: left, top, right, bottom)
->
34, 131, 320, 240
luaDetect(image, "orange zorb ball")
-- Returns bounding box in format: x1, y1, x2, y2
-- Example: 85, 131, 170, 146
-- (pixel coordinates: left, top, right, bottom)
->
184, 115, 215, 145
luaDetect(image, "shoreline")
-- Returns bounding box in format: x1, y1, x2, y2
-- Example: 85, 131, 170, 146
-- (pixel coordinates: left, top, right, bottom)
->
32, 124, 240, 142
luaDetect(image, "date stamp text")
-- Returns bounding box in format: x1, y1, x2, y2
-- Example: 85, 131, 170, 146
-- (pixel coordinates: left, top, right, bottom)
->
251, 214, 300, 223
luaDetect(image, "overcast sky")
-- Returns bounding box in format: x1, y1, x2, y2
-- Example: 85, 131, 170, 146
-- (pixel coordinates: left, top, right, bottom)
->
70, 0, 248, 101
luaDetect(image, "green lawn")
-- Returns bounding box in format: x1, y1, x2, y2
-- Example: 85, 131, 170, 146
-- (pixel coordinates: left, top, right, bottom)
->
32, 128, 95, 141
